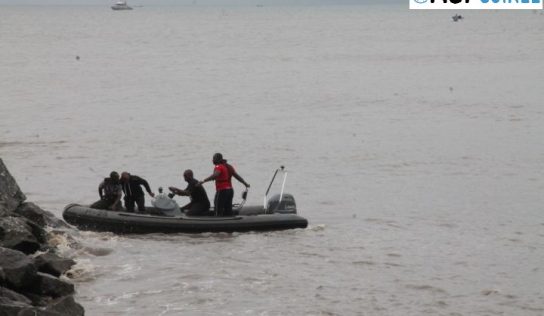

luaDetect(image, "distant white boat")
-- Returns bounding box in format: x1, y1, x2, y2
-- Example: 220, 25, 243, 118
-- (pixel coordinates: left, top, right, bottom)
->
111, 1, 133, 10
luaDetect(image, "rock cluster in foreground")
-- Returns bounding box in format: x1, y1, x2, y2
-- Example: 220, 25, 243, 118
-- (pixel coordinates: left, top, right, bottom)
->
0, 158, 84, 315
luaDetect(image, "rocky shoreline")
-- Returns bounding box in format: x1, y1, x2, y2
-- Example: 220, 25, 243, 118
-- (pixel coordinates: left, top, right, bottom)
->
0, 158, 84, 315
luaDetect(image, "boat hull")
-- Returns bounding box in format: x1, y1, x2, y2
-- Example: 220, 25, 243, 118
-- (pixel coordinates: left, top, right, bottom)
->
63, 204, 308, 234
111, 6, 132, 10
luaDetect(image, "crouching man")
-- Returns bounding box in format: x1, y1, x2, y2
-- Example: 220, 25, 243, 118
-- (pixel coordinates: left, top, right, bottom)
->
169, 170, 211, 216
90, 171, 123, 211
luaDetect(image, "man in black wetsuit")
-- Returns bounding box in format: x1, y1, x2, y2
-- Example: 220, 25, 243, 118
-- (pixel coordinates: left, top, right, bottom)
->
168, 169, 211, 216
120, 172, 155, 213
91, 171, 123, 211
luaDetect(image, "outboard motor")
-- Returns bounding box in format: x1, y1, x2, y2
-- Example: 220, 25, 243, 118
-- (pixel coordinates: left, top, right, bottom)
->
151, 187, 182, 216
267, 193, 297, 214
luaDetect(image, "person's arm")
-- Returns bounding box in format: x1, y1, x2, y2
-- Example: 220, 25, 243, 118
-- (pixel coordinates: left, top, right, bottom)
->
228, 165, 250, 188
232, 171, 249, 188
138, 177, 155, 197
98, 181, 105, 199
199, 169, 221, 186
168, 186, 190, 196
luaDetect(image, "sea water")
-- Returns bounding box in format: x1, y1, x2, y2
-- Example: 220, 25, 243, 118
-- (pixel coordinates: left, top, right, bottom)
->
1, 5, 543, 315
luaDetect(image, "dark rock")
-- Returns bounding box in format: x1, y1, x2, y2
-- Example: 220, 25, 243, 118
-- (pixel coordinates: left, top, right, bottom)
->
23, 292, 85, 316
45, 295, 85, 316
30, 272, 74, 298
24, 218, 48, 245
0, 305, 32, 316
0, 216, 42, 254
22, 291, 53, 308
0, 285, 32, 306
15, 202, 69, 229
0, 289, 72, 316
0, 305, 61, 316
0, 160, 85, 315
0, 247, 37, 290
0, 158, 26, 213
0, 267, 5, 286
21, 291, 52, 307
35, 253, 76, 278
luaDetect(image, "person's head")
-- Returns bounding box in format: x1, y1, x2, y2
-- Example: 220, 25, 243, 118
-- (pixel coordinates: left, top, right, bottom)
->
212, 153, 224, 165
183, 169, 193, 182
120, 172, 130, 182
110, 171, 120, 182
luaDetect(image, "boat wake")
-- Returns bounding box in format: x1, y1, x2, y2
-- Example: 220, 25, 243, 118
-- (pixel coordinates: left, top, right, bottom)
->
307, 224, 326, 231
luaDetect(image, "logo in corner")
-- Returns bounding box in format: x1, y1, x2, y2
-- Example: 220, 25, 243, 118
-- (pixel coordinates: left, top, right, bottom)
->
410, 0, 543, 10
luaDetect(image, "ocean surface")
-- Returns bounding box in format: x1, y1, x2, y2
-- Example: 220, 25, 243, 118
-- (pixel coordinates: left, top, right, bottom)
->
1, 4, 544, 315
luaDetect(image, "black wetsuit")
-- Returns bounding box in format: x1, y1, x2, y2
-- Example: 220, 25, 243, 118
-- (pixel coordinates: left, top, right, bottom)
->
121, 175, 152, 213
182, 179, 211, 216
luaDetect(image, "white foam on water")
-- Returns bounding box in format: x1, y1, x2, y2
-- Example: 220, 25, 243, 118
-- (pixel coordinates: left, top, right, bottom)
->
65, 259, 97, 282
307, 224, 326, 231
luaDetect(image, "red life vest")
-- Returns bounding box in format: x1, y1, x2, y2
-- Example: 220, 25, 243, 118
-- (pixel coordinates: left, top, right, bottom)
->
214, 163, 233, 191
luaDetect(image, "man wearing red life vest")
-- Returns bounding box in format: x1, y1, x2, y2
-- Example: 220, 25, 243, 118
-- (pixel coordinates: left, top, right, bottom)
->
200, 153, 250, 216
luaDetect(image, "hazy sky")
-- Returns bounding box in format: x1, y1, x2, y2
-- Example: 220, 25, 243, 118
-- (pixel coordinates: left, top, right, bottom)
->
0, 0, 402, 5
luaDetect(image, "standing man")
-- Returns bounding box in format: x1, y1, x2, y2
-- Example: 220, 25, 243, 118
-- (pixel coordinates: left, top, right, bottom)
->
199, 153, 250, 216
169, 169, 211, 216
90, 171, 123, 211
120, 172, 155, 213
